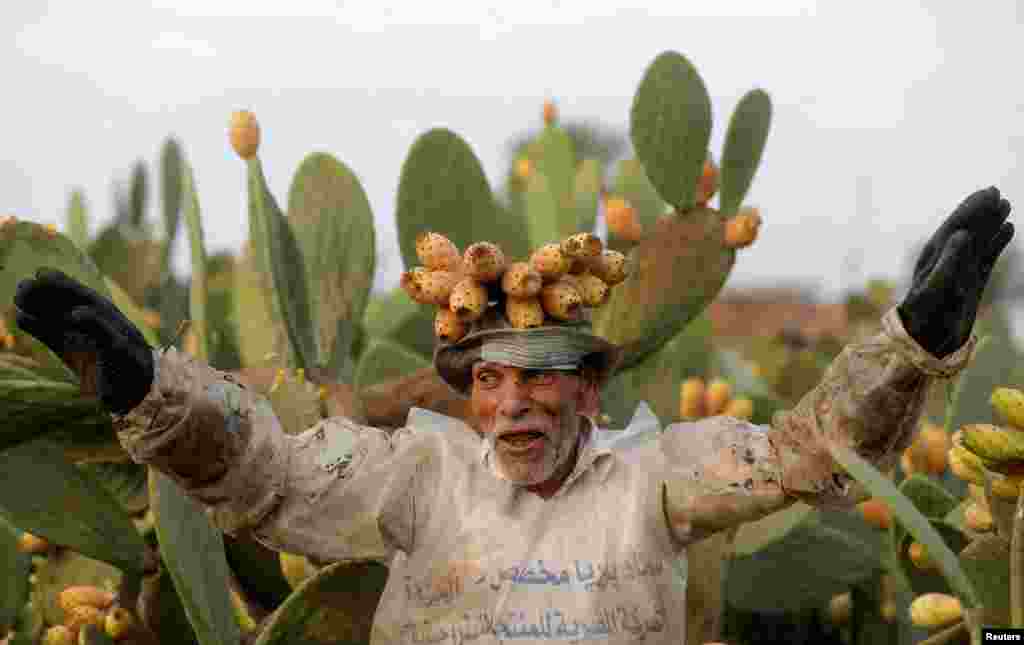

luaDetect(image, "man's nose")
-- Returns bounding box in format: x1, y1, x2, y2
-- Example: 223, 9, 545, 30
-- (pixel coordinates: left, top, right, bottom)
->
496, 381, 533, 419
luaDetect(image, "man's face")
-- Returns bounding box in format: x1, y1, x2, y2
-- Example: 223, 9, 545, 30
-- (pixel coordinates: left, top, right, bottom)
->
469, 361, 599, 489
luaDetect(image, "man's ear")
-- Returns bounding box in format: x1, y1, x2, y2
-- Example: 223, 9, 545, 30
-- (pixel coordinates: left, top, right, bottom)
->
576, 372, 601, 419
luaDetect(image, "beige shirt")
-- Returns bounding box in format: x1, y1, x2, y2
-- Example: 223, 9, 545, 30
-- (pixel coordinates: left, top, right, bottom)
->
113, 308, 976, 644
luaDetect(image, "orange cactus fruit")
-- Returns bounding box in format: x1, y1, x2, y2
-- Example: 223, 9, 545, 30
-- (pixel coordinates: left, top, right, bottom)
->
104, 607, 135, 641
964, 502, 994, 532
506, 297, 546, 329
724, 207, 762, 249
44, 223, 59, 239
463, 242, 506, 283
901, 447, 918, 476
449, 278, 489, 323
605, 197, 642, 242
696, 158, 719, 206
539, 279, 583, 321
858, 498, 892, 529
908, 542, 939, 572
560, 232, 603, 260
543, 99, 557, 126
1, 333, 12, 350
229, 110, 261, 160
399, 268, 431, 304
909, 593, 962, 628
515, 157, 533, 180
59, 585, 114, 614
43, 625, 75, 645
723, 397, 754, 421
16, 531, 50, 554
402, 269, 460, 306
589, 250, 629, 286
530, 243, 571, 282
415, 232, 462, 272
703, 379, 732, 416
679, 377, 706, 420
501, 262, 542, 299
917, 423, 951, 475
576, 273, 610, 307
434, 308, 467, 343
64, 605, 106, 638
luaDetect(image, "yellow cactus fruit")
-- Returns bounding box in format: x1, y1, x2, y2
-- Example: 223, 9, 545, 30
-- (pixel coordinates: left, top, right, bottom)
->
269, 368, 286, 394
917, 423, 951, 475
990, 473, 1024, 500
399, 268, 429, 304
449, 278, 489, 323
140, 308, 162, 330
909, 593, 962, 628
858, 498, 892, 529
964, 502, 994, 532
415, 232, 462, 272
318, 384, 329, 401
679, 377, 706, 420
59, 586, 114, 614
16, 531, 50, 554
947, 445, 986, 486
229, 110, 261, 160
991, 387, 1024, 430
515, 157, 533, 180
506, 297, 546, 329
908, 542, 939, 572
434, 307, 467, 343
530, 243, 571, 282
64, 605, 106, 638
540, 279, 583, 322
501, 262, 542, 299
44, 223, 59, 239
961, 423, 1024, 462
724, 207, 762, 249
2, 333, 14, 350
400, 269, 460, 306
567, 257, 589, 275
104, 607, 135, 640
560, 232, 603, 260
605, 197, 642, 242
280, 551, 317, 590
589, 249, 629, 286
463, 241, 506, 283
576, 273, 610, 307
696, 158, 719, 206
723, 397, 754, 421
543, 99, 557, 126
704, 379, 732, 416
43, 625, 75, 645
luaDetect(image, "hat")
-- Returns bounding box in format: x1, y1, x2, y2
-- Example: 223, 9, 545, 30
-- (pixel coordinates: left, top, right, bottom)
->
401, 232, 630, 396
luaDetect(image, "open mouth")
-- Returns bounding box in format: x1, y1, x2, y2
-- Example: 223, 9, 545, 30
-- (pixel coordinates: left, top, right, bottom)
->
499, 430, 545, 448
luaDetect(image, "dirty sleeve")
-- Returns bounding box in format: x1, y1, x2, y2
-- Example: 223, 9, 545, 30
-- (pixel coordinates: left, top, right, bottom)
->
658, 306, 977, 547
113, 348, 433, 564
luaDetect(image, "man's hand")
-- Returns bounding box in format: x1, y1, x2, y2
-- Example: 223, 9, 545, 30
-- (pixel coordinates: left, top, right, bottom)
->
14, 269, 154, 414
899, 187, 1014, 358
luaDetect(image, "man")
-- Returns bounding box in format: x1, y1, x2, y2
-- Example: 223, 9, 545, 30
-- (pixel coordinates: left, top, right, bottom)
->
12, 187, 1014, 642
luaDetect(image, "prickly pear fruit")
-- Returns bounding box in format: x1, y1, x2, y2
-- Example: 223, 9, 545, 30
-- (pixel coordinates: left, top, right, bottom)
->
828, 592, 852, 625
59, 586, 114, 614
418, 271, 462, 306
858, 498, 892, 529
909, 593, 962, 628
560, 233, 603, 260
914, 423, 951, 475
724, 397, 754, 421
463, 242, 506, 283
964, 502, 994, 532
515, 158, 533, 180
449, 278, 489, 322
588, 250, 629, 285
543, 99, 557, 126
962, 423, 1024, 462
400, 268, 429, 303
540, 279, 582, 321
679, 377, 706, 420
64, 605, 105, 638
908, 542, 938, 572
17, 531, 50, 554
506, 297, 546, 329
948, 443, 986, 486
991, 387, 1024, 430
229, 110, 260, 160
704, 379, 732, 416
530, 244, 571, 283
605, 197, 642, 242
724, 207, 762, 249
434, 308, 467, 343
501, 262, 542, 299
43, 625, 74, 645
567, 258, 588, 275
576, 273, 610, 307
104, 607, 135, 640
416, 232, 462, 272
696, 158, 719, 206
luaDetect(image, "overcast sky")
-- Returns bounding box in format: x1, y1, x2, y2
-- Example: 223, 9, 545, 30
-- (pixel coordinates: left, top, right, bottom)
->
5, 1, 1024, 307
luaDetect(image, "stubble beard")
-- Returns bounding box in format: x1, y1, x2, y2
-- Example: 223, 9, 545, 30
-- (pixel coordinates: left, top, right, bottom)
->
486, 401, 583, 487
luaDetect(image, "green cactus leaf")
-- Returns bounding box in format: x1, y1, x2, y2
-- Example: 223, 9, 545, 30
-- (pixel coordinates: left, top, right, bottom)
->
0, 516, 30, 633
899, 474, 959, 520
0, 438, 145, 574
140, 567, 199, 645
396, 128, 529, 271
247, 158, 318, 370
524, 172, 561, 248
612, 158, 669, 233
223, 534, 295, 611
629, 51, 712, 212
104, 277, 159, 347
75, 462, 149, 516
30, 547, 123, 627
149, 468, 240, 645
727, 505, 884, 612
254, 559, 388, 645
160, 138, 184, 272
129, 161, 148, 228
355, 337, 431, 393
8, 585, 43, 645
574, 158, 603, 234
233, 242, 289, 369
88, 226, 164, 306
182, 159, 210, 361
530, 126, 577, 245
892, 519, 969, 597
718, 89, 772, 216
361, 289, 435, 360
959, 534, 1011, 625
66, 190, 89, 251
286, 153, 376, 381
592, 207, 734, 369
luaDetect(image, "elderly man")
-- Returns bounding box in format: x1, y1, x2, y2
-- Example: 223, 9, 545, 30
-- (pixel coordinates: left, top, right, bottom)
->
11, 187, 1014, 642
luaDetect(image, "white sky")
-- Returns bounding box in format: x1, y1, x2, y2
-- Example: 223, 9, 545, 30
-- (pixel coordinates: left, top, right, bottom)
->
5, 1, 1024, 305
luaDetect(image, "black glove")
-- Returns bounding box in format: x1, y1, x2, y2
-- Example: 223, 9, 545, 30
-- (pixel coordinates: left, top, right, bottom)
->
14, 269, 154, 414
898, 186, 1014, 358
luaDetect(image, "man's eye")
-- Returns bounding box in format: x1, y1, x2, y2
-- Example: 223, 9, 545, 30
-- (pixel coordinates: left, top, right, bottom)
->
477, 372, 499, 385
